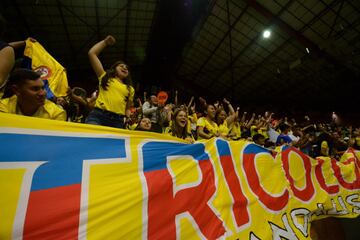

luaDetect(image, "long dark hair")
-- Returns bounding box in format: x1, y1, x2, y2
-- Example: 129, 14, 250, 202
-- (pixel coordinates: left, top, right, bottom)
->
171, 109, 189, 139
101, 60, 132, 90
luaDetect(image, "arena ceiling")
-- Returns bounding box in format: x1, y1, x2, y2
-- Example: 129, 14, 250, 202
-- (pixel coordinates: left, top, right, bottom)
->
1, 0, 360, 112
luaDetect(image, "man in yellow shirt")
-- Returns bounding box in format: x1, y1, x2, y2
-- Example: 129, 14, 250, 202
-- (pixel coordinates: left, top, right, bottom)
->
0, 69, 66, 121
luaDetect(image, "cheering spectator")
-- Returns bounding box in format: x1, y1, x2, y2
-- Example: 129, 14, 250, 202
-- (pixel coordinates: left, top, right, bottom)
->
86, 35, 134, 128
0, 69, 66, 120
165, 108, 194, 143
197, 104, 220, 140
276, 123, 293, 146
135, 117, 152, 131
142, 95, 162, 133
215, 98, 236, 138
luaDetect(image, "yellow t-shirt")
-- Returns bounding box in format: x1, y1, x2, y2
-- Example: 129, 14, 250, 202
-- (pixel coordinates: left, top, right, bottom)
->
165, 121, 192, 135
320, 140, 329, 156
356, 137, 360, 146
250, 125, 258, 137
218, 120, 229, 136
259, 127, 269, 139
0, 95, 66, 121
196, 117, 219, 140
95, 72, 135, 115
127, 123, 138, 130
229, 121, 241, 139
188, 113, 197, 133
164, 126, 195, 142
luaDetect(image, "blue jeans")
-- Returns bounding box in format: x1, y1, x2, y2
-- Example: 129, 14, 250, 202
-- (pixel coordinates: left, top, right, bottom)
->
85, 108, 125, 129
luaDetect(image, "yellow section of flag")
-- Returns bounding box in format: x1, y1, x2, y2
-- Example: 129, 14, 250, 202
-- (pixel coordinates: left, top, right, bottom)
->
24, 38, 68, 97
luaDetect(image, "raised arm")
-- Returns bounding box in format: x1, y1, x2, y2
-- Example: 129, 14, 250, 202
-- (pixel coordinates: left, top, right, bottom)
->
8, 40, 25, 49
187, 96, 194, 110
198, 97, 207, 112
0, 45, 14, 88
174, 90, 178, 106
88, 35, 116, 77
223, 98, 236, 125
245, 113, 256, 129
9, 37, 37, 49
1, 38, 37, 87
240, 111, 247, 125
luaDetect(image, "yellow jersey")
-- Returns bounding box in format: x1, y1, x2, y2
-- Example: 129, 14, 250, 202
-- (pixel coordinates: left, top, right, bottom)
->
95, 72, 134, 115
250, 125, 258, 137
258, 127, 269, 139
188, 113, 197, 133
0, 95, 66, 121
164, 126, 195, 142
196, 117, 219, 140
218, 120, 229, 136
229, 121, 241, 139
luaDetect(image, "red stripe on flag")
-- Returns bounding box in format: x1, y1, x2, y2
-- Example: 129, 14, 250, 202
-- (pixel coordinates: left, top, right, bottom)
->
24, 184, 81, 240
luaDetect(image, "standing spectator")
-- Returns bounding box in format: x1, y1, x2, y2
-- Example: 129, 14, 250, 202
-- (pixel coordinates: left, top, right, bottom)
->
142, 95, 162, 133
86, 35, 134, 128
228, 108, 243, 140
0, 69, 66, 120
215, 98, 236, 138
276, 123, 293, 146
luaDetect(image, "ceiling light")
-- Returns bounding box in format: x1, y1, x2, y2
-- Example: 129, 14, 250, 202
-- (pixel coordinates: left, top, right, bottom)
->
263, 30, 271, 38
306, 48, 310, 53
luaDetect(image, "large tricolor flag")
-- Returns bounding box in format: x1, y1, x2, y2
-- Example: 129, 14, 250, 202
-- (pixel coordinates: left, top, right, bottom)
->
0, 112, 359, 239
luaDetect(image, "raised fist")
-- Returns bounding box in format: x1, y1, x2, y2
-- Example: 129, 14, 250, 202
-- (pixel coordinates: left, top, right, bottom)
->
104, 35, 116, 46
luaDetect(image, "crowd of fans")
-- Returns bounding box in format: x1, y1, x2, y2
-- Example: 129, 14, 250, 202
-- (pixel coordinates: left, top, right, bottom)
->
1, 14, 359, 240
0, 23, 359, 160
1, 67, 359, 159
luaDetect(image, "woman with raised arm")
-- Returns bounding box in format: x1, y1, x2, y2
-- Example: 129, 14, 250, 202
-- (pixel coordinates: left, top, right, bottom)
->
215, 98, 236, 138
196, 103, 220, 140
85, 35, 134, 128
